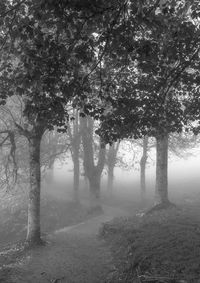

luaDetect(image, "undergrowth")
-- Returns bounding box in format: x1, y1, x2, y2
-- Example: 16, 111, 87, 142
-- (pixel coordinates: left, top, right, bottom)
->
100, 206, 200, 283
0, 194, 102, 250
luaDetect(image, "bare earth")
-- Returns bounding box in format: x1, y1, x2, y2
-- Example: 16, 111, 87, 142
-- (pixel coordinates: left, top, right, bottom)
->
3, 206, 126, 283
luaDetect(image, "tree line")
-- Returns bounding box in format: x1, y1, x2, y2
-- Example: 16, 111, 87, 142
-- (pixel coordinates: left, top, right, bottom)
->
0, 0, 200, 247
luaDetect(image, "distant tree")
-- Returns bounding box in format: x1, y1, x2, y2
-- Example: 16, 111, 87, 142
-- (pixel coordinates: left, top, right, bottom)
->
97, 1, 200, 210
106, 141, 120, 194
139, 136, 149, 202
68, 109, 81, 203
80, 116, 106, 209
41, 131, 70, 184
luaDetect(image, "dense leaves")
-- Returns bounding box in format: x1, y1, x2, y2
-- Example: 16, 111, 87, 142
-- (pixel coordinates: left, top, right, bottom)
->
95, 0, 200, 143
0, 0, 123, 133
1, 0, 199, 140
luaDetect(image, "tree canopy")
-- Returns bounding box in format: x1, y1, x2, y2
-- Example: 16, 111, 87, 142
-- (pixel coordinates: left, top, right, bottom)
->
95, 0, 200, 143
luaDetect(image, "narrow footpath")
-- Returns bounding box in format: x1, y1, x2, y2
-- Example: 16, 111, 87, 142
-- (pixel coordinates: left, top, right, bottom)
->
3, 205, 126, 283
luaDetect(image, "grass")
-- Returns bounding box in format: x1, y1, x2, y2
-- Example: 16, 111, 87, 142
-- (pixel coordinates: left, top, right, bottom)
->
0, 193, 102, 250
100, 205, 200, 283
0, 193, 103, 282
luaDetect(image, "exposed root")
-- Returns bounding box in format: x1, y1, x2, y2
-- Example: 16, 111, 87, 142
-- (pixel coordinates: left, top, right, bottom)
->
145, 201, 176, 215
24, 238, 46, 250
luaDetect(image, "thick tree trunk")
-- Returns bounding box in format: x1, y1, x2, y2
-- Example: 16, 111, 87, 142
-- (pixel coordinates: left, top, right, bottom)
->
88, 173, 101, 209
26, 134, 43, 247
80, 116, 106, 210
155, 133, 169, 205
140, 136, 148, 202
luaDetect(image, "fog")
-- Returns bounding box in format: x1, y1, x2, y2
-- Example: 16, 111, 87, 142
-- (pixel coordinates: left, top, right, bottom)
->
48, 145, 200, 207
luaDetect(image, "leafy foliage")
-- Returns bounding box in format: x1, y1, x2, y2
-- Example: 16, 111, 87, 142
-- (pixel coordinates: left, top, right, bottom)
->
95, 0, 200, 143
0, 0, 121, 133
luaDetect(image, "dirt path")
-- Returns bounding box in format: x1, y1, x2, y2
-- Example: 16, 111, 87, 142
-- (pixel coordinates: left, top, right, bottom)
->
3, 205, 126, 283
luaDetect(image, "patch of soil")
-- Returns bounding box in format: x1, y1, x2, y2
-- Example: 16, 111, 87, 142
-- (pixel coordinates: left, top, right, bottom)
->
100, 205, 200, 283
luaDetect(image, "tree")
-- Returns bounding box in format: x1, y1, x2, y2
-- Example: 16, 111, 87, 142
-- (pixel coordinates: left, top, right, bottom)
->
41, 130, 70, 184
106, 140, 120, 194
68, 109, 81, 203
0, 0, 119, 246
97, 0, 200, 209
139, 132, 197, 203
80, 116, 106, 209
140, 136, 149, 202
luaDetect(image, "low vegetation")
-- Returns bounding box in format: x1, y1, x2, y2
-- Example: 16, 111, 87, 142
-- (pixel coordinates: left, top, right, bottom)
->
100, 204, 200, 283
0, 190, 101, 250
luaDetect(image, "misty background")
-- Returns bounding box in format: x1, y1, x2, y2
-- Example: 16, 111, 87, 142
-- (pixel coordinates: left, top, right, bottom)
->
51, 143, 200, 203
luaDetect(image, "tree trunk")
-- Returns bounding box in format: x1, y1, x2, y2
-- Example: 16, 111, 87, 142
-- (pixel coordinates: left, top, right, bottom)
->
68, 109, 81, 202
106, 141, 120, 194
140, 136, 148, 202
155, 133, 169, 205
107, 166, 114, 193
88, 172, 101, 209
26, 134, 43, 247
45, 158, 54, 184
81, 116, 106, 209
73, 151, 80, 203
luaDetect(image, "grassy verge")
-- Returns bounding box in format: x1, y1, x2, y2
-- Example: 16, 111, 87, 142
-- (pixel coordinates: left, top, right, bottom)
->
0, 195, 103, 282
0, 195, 102, 250
100, 206, 200, 283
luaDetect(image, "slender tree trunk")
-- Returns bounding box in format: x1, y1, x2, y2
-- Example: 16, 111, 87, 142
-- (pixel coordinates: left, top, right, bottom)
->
107, 166, 114, 193
155, 133, 169, 205
73, 150, 80, 203
45, 158, 54, 184
26, 133, 43, 246
140, 136, 148, 202
68, 109, 81, 202
106, 141, 120, 194
84, 174, 89, 190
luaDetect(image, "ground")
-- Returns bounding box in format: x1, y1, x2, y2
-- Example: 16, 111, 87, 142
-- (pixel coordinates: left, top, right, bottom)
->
0, 205, 126, 283
0, 190, 103, 249
2, 190, 200, 283
100, 201, 200, 283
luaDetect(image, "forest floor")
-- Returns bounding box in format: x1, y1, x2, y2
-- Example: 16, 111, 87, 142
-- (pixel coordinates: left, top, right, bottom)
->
100, 200, 200, 283
2, 190, 200, 283
0, 205, 128, 283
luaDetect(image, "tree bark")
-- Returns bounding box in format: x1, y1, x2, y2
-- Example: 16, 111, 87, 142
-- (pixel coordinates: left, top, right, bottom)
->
26, 133, 43, 246
140, 136, 148, 202
68, 109, 81, 202
107, 141, 120, 194
88, 172, 101, 208
107, 166, 114, 192
45, 158, 54, 184
73, 150, 80, 202
155, 133, 169, 205
81, 116, 106, 208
